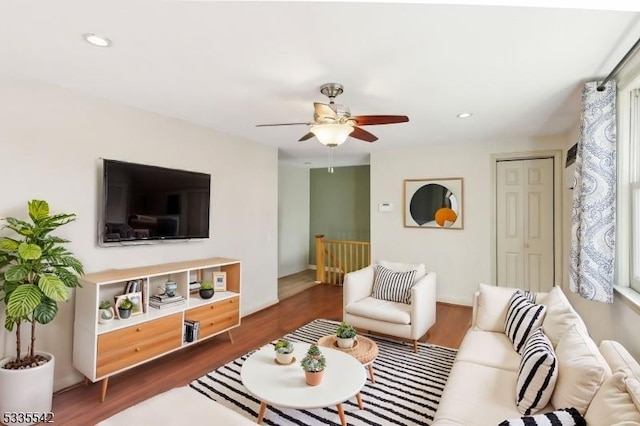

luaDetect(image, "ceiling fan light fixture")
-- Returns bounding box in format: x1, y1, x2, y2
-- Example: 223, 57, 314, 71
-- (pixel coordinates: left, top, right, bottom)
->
310, 123, 354, 147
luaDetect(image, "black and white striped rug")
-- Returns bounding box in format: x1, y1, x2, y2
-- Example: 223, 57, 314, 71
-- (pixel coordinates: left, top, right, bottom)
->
190, 319, 457, 425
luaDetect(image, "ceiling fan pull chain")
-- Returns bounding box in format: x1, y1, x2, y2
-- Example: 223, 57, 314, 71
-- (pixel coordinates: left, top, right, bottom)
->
328, 147, 334, 173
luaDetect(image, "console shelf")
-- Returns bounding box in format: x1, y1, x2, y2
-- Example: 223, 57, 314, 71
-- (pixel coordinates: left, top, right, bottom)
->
72, 257, 241, 401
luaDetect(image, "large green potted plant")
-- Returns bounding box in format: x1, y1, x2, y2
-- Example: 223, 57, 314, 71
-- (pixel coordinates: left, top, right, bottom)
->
0, 200, 83, 425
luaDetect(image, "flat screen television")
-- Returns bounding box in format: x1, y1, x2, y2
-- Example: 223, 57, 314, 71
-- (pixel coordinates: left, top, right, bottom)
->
101, 159, 211, 243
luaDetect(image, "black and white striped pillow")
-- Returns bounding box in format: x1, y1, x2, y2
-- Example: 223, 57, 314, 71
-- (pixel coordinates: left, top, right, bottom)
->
499, 407, 585, 426
371, 265, 417, 303
505, 290, 547, 354
516, 328, 558, 415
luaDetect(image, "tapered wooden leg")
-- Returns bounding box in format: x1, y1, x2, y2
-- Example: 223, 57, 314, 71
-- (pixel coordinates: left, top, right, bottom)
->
367, 364, 376, 383
336, 403, 346, 426
413, 340, 418, 353
100, 378, 109, 402
356, 392, 364, 409
228, 330, 235, 344
84, 377, 89, 386
257, 401, 267, 424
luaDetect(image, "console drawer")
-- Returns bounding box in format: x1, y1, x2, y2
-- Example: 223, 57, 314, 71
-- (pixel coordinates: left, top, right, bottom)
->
96, 313, 182, 377
186, 296, 239, 339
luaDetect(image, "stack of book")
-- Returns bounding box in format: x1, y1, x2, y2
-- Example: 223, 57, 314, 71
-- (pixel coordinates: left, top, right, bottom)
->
184, 319, 200, 342
149, 293, 185, 310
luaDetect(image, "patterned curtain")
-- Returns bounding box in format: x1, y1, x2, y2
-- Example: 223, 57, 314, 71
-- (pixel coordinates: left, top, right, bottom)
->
569, 81, 616, 303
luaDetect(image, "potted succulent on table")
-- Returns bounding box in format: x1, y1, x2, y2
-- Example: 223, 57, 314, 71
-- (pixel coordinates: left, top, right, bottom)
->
0, 200, 84, 425
300, 345, 326, 386
336, 322, 357, 348
117, 298, 133, 319
98, 300, 114, 324
199, 281, 214, 299
274, 338, 294, 365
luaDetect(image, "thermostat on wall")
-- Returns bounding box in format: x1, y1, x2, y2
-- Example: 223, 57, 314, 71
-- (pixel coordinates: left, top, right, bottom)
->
378, 202, 393, 212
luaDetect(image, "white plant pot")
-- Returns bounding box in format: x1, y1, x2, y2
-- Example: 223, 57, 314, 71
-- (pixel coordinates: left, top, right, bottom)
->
0, 352, 54, 426
98, 308, 114, 324
275, 352, 294, 365
336, 337, 355, 348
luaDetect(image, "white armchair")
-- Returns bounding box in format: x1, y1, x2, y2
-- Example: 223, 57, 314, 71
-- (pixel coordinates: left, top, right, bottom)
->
343, 262, 437, 352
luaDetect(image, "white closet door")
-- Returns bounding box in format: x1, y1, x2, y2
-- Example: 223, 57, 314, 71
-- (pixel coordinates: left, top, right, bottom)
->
496, 158, 554, 292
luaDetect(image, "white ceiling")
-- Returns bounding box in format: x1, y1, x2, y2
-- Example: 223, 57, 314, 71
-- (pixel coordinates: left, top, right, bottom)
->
2, 1, 640, 168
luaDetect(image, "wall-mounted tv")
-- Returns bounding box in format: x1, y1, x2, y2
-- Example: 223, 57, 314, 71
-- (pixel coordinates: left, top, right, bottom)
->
101, 159, 211, 244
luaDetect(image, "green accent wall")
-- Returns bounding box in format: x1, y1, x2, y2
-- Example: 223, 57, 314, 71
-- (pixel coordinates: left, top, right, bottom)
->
309, 165, 370, 264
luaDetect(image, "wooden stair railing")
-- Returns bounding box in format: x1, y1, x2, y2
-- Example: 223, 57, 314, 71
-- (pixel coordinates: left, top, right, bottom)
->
315, 234, 371, 285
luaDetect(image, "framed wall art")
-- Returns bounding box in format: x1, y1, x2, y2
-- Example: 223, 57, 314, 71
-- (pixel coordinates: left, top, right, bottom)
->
403, 178, 463, 229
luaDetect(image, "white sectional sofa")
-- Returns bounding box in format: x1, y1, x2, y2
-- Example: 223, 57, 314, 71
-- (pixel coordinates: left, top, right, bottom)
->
433, 283, 640, 425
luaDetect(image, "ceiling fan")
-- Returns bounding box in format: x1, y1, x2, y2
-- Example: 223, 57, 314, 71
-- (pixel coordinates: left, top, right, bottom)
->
256, 83, 409, 146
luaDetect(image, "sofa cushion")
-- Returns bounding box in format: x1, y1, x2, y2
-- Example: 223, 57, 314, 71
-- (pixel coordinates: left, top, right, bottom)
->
498, 407, 585, 426
584, 372, 640, 425
371, 265, 416, 303
599, 340, 640, 381
541, 286, 588, 347
433, 360, 553, 426
552, 324, 611, 415
505, 291, 547, 354
455, 329, 521, 372
377, 260, 426, 282
345, 296, 411, 324
516, 328, 558, 415
476, 283, 519, 332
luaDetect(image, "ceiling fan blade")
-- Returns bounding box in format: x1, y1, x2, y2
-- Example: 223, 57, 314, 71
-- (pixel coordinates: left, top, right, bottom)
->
298, 132, 315, 142
314, 102, 338, 122
352, 115, 409, 126
255, 122, 309, 127
350, 126, 378, 142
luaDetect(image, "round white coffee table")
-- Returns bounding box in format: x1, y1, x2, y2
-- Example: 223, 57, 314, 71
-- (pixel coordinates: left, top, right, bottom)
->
241, 342, 366, 426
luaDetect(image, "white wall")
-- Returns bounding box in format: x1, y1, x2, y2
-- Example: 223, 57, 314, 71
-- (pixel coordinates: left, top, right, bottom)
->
0, 76, 279, 390
370, 137, 565, 305
277, 164, 310, 277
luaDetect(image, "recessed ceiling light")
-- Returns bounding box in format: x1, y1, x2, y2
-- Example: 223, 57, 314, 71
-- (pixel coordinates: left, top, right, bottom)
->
456, 112, 473, 119
83, 33, 112, 48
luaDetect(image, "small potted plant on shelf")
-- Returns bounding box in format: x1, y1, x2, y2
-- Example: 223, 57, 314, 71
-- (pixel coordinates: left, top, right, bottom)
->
117, 298, 133, 319
98, 300, 114, 324
300, 345, 326, 386
199, 281, 214, 299
274, 339, 294, 365
336, 322, 357, 348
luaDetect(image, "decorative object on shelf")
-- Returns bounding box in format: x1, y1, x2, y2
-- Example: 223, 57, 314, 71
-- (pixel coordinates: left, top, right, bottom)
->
403, 178, 463, 229
274, 339, 295, 365
124, 279, 142, 294
335, 322, 357, 348
213, 271, 227, 292
0, 199, 84, 422
159, 280, 178, 297
116, 297, 134, 319
199, 282, 214, 299
98, 301, 114, 324
115, 292, 143, 317
300, 345, 326, 386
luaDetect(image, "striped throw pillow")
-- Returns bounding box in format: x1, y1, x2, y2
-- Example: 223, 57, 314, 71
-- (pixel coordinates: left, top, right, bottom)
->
499, 407, 585, 426
505, 290, 547, 354
371, 265, 417, 304
516, 328, 558, 415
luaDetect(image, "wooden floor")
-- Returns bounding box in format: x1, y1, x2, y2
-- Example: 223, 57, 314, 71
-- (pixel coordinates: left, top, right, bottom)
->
277, 269, 317, 300
52, 283, 471, 425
